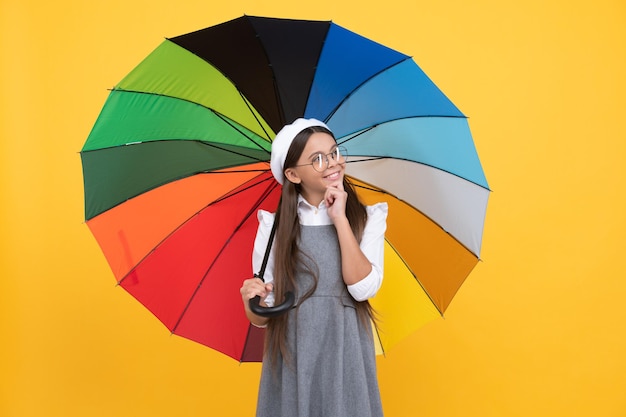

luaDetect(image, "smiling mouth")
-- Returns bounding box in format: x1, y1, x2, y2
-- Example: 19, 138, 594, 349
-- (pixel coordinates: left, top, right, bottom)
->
324, 171, 341, 180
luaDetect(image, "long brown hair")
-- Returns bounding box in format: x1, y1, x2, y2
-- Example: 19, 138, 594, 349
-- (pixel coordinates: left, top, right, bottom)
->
266, 125, 378, 366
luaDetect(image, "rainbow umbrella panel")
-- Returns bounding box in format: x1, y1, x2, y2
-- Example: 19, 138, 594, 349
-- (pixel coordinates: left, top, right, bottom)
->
81, 16, 489, 362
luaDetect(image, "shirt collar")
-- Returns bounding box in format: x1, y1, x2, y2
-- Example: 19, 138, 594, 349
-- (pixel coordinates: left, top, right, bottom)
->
298, 194, 326, 210
297, 194, 327, 211
296, 194, 332, 224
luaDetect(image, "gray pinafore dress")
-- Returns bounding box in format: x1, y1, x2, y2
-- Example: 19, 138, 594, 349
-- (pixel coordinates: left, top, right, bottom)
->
256, 225, 383, 417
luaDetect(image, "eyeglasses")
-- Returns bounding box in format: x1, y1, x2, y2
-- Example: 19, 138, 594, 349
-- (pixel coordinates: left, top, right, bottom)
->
294, 146, 348, 172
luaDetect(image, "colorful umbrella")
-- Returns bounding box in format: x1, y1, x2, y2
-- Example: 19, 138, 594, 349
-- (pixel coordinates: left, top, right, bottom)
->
81, 16, 489, 362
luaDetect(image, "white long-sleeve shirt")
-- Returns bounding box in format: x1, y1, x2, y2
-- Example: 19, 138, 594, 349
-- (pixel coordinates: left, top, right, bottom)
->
252, 196, 388, 305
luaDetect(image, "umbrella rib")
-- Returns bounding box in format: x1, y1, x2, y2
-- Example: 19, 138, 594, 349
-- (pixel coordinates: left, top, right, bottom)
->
271, 72, 286, 130
384, 238, 444, 317
84, 134, 269, 165
100, 88, 273, 153
212, 111, 272, 155
323, 57, 412, 124
347, 155, 490, 191
302, 23, 332, 123
235, 90, 273, 142
206, 167, 269, 174
116, 172, 274, 287
382, 156, 488, 192
239, 323, 260, 364
83, 137, 272, 220
83, 155, 271, 223
205, 109, 271, 155
208, 173, 275, 206
348, 176, 483, 258
372, 319, 386, 358
245, 23, 287, 130
337, 114, 470, 153
336, 124, 376, 144
196, 140, 269, 163
341, 134, 490, 192
170, 179, 281, 335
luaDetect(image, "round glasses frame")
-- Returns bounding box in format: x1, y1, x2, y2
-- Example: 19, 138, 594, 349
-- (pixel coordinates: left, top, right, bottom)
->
294, 146, 348, 172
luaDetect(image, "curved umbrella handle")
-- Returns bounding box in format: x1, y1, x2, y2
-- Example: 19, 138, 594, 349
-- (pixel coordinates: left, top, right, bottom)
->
249, 291, 295, 318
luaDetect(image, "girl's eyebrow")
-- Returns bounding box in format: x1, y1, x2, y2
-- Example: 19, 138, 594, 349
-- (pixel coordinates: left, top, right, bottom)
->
306, 144, 338, 160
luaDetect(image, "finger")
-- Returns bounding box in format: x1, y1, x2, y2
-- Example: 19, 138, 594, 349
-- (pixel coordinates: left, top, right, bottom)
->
244, 286, 266, 300
325, 191, 336, 206
326, 180, 342, 191
325, 187, 345, 203
241, 279, 268, 297
325, 185, 341, 196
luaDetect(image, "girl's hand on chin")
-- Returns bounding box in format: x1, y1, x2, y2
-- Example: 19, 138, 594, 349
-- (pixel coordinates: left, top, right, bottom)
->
325, 180, 347, 222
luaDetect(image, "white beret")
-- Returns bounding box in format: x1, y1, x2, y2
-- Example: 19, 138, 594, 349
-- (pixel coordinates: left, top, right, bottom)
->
270, 118, 330, 184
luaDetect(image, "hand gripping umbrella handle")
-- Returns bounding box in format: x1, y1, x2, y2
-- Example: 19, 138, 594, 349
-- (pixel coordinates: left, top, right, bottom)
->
248, 210, 294, 318
249, 290, 295, 318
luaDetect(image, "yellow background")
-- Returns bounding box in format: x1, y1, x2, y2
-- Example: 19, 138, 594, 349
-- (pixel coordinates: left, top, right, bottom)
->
2, 0, 625, 416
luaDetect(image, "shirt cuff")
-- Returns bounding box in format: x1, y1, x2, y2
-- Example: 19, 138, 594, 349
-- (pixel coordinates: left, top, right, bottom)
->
347, 265, 382, 301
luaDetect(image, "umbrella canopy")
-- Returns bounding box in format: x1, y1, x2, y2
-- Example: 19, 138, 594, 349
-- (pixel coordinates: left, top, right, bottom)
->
81, 15, 489, 362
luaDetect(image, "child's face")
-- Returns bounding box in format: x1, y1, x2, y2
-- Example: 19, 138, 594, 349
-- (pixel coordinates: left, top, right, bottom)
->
287, 132, 345, 205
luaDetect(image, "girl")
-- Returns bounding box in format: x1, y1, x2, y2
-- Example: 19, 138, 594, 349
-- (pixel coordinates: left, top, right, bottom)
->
240, 118, 387, 417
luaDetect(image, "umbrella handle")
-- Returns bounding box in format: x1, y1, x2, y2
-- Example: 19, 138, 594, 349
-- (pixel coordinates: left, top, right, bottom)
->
249, 291, 295, 318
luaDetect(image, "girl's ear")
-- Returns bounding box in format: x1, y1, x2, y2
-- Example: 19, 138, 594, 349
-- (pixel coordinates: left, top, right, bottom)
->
284, 168, 301, 184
